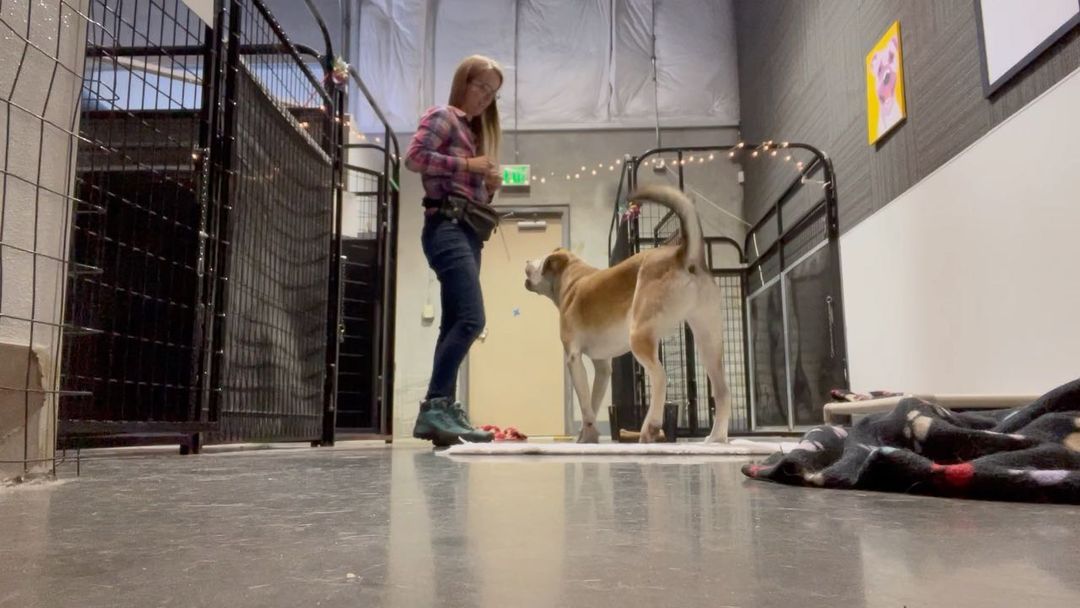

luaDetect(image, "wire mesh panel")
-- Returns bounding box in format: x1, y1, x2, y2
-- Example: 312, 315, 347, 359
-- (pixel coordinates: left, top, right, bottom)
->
635, 241, 751, 437
0, 0, 90, 479
607, 164, 638, 435
56, 0, 212, 442
607, 143, 843, 437
607, 148, 754, 438
208, 0, 334, 443
631, 182, 693, 431
714, 270, 749, 433
43, 0, 350, 448
345, 164, 379, 238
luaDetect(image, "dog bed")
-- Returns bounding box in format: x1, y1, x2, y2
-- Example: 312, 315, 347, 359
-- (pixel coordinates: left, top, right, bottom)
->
744, 378, 1080, 503
823, 393, 1037, 423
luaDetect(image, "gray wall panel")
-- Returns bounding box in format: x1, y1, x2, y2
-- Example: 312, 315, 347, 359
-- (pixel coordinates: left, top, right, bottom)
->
735, 0, 1080, 233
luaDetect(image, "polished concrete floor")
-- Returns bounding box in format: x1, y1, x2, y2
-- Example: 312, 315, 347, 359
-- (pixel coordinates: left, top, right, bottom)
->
2, 442, 1080, 608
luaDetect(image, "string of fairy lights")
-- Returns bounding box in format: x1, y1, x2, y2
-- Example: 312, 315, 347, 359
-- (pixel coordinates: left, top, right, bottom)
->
307, 61, 814, 189
516, 140, 815, 186
324, 108, 815, 191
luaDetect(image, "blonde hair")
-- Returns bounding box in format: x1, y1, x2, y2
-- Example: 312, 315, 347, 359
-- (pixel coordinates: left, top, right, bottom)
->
448, 55, 503, 161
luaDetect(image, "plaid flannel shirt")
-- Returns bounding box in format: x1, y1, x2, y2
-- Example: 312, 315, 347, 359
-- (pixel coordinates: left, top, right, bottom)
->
405, 105, 490, 208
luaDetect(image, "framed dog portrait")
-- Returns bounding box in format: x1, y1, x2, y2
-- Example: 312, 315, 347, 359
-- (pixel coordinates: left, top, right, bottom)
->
866, 21, 907, 145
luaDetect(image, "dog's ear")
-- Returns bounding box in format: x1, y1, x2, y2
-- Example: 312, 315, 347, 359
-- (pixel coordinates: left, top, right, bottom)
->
542, 252, 568, 276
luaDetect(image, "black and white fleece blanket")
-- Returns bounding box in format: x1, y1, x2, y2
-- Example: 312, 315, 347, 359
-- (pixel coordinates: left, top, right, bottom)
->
741, 379, 1080, 503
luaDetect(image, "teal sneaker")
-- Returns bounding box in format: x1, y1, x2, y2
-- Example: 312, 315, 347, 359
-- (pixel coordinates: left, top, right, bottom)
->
412, 398, 494, 447
448, 401, 477, 431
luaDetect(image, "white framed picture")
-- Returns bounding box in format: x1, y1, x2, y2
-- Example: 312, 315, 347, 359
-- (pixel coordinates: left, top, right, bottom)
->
974, 0, 1080, 96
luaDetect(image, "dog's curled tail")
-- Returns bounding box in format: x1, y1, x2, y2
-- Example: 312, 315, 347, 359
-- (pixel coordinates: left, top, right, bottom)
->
628, 184, 706, 272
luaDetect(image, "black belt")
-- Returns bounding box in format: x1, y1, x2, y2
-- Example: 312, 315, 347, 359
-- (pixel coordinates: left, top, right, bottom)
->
420, 195, 498, 242
423, 195, 471, 220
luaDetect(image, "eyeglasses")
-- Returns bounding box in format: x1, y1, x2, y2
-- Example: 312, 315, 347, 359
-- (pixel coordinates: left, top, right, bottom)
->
469, 79, 500, 101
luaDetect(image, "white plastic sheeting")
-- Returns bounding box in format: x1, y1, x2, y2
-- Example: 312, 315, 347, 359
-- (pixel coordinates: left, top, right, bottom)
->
355, 0, 431, 133
613, 0, 739, 124
514, 0, 612, 126
433, 0, 518, 122
353, 0, 739, 133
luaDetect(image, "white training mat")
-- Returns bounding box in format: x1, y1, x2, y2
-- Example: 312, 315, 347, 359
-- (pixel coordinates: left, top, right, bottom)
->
441, 439, 780, 457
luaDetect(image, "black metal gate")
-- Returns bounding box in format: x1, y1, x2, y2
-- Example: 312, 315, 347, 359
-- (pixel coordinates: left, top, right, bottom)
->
336, 238, 378, 431
60, 0, 219, 444
743, 150, 848, 430
607, 142, 848, 438
56, 0, 398, 449
330, 70, 402, 440
200, 0, 338, 445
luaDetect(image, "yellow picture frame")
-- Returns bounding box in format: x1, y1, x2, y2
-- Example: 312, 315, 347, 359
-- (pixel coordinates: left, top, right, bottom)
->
866, 21, 906, 145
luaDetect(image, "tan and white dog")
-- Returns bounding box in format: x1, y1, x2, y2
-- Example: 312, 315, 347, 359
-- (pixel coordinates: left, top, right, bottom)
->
524, 184, 731, 443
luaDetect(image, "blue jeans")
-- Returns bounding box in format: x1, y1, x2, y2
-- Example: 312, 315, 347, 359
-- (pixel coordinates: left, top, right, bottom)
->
421, 215, 485, 401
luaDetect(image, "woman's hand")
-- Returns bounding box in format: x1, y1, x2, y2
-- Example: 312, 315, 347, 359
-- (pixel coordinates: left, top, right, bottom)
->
485, 167, 503, 192
466, 155, 496, 174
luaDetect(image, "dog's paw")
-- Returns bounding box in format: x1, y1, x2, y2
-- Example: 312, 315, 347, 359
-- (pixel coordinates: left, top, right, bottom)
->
638, 423, 662, 443
702, 433, 729, 445
577, 424, 600, 444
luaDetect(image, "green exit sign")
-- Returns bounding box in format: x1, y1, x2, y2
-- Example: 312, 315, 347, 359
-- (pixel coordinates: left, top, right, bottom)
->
502, 164, 531, 188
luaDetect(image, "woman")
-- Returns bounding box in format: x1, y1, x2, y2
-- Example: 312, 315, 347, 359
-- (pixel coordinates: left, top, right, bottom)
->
404, 55, 504, 446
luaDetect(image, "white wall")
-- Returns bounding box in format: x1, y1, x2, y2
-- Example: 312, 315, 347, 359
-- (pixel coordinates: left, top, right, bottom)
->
841, 66, 1080, 395
392, 127, 744, 437
181, 0, 214, 24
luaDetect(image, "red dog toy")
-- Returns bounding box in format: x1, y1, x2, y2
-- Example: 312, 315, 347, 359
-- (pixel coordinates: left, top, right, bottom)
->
479, 425, 528, 441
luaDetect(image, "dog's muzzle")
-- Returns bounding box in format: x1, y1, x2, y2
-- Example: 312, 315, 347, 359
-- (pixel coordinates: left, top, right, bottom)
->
523, 259, 542, 293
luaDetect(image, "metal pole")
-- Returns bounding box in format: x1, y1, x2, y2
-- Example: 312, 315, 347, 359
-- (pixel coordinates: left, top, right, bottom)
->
650, 0, 661, 149
513, 0, 520, 162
